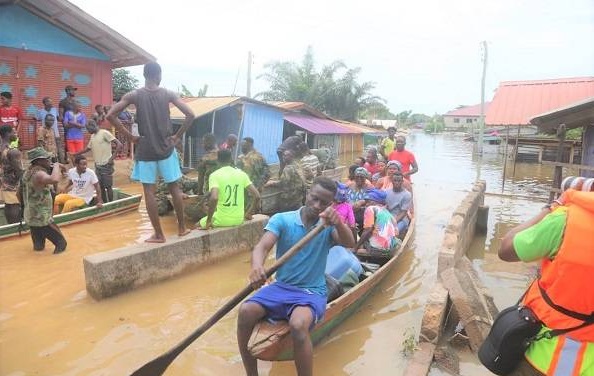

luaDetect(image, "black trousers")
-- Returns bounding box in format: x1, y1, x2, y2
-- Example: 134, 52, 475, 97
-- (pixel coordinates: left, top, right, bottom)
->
30, 223, 67, 253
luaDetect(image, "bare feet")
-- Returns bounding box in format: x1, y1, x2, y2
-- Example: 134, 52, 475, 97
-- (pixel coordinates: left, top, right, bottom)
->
145, 235, 166, 243
178, 229, 191, 237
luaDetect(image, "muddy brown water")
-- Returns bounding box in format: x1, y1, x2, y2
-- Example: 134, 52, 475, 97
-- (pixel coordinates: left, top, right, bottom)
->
0, 132, 568, 375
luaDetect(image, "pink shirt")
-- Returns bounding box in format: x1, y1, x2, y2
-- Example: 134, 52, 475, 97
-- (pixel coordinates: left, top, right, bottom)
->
332, 202, 355, 227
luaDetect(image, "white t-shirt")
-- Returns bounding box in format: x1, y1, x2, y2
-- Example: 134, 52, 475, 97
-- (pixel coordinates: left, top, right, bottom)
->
68, 168, 99, 204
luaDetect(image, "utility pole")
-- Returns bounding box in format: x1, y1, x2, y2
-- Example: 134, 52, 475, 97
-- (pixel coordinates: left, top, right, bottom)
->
246, 51, 252, 98
477, 41, 488, 154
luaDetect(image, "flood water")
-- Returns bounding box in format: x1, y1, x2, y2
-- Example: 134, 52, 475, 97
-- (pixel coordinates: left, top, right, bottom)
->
0, 132, 567, 375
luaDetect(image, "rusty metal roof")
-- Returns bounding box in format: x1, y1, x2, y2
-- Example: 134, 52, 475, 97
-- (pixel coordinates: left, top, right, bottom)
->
444, 102, 490, 117
1, 0, 155, 67
485, 77, 594, 126
169, 97, 242, 120
285, 113, 361, 135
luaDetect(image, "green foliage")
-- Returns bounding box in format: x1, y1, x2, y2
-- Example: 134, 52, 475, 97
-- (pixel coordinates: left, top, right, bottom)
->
112, 68, 139, 101
401, 327, 419, 357
565, 127, 583, 140
360, 102, 396, 120
179, 84, 208, 98
396, 110, 412, 128
426, 113, 445, 133
257, 46, 385, 121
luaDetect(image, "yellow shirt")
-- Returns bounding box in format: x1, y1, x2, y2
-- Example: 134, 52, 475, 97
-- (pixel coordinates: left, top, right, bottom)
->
88, 129, 116, 165
381, 137, 395, 156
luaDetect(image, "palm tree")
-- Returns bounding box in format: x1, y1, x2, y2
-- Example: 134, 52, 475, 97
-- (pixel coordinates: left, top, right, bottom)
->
257, 47, 384, 121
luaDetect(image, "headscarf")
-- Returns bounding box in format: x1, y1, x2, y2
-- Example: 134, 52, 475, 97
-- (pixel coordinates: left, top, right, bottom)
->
363, 189, 387, 204
387, 160, 402, 170
354, 167, 370, 179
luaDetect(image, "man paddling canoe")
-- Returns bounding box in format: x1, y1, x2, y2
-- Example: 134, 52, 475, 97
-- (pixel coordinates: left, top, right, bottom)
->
237, 176, 355, 376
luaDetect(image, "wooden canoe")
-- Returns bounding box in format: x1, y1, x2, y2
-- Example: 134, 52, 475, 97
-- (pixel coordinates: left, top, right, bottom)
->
0, 188, 142, 240
248, 209, 415, 361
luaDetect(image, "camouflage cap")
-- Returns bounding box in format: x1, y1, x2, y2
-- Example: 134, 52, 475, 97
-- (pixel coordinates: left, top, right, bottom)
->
27, 147, 51, 162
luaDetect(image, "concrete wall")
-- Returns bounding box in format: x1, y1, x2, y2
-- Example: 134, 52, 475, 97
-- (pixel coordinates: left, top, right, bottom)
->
83, 215, 268, 300
404, 181, 488, 376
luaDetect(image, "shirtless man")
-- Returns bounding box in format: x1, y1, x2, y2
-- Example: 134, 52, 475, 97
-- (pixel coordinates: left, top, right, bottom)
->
107, 62, 195, 243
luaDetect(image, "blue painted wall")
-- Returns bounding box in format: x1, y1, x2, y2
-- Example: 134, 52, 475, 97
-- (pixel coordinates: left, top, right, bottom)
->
0, 5, 109, 61
240, 103, 284, 164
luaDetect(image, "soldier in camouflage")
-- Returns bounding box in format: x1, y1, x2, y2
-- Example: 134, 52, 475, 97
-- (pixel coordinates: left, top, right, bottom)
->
264, 149, 305, 212
236, 137, 270, 190
197, 133, 219, 195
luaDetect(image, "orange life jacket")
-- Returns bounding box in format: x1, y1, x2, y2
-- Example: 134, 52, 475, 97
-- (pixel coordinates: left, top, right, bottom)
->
522, 189, 594, 341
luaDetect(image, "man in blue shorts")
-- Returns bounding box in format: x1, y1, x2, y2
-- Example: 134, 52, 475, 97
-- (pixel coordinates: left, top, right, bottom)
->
237, 176, 355, 376
107, 62, 195, 243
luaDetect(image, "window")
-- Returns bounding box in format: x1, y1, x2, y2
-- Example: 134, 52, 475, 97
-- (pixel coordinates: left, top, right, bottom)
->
466, 118, 473, 124
454, 118, 460, 123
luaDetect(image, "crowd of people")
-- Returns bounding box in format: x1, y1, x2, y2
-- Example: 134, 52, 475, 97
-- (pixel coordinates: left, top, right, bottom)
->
0, 83, 135, 253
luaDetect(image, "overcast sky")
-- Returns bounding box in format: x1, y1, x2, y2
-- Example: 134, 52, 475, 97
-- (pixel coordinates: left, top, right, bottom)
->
72, 0, 594, 116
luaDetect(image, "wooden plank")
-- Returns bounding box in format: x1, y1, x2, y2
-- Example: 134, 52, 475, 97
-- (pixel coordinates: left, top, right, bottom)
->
541, 160, 594, 172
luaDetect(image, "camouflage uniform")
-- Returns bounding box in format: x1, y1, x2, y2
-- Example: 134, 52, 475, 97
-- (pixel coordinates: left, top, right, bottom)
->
156, 175, 201, 216
237, 149, 270, 190
197, 150, 219, 195
277, 161, 305, 211
312, 147, 336, 170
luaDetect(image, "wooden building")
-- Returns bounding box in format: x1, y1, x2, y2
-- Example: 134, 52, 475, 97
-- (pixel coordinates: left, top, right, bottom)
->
0, 0, 153, 149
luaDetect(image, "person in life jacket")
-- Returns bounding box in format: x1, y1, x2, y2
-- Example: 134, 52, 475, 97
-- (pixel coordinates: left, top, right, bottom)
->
499, 189, 594, 376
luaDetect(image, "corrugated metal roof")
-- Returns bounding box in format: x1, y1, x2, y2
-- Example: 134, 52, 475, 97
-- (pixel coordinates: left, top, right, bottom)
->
486, 77, 594, 126
531, 96, 594, 133
2, 0, 155, 67
284, 113, 359, 135
269, 101, 332, 119
444, 102, 490, 117
170, 97, 242, 119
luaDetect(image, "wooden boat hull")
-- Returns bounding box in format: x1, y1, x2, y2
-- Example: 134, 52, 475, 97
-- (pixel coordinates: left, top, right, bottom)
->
0, 189, 142, 240
248, 211, 415, 361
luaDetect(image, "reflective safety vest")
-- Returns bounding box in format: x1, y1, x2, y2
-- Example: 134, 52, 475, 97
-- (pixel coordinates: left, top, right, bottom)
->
522, 190, 594, 375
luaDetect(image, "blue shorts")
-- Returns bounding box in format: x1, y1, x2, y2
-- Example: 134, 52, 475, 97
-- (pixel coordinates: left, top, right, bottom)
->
131, 151, 182, 184
246, 282, 327, 326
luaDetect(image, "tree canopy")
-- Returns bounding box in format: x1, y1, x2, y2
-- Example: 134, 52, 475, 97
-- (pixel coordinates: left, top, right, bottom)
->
112, 68, 139, 101
257, 47, 385, 121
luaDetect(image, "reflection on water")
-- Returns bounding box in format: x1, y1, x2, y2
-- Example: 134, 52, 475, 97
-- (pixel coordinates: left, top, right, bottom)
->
0, 132, 558, 375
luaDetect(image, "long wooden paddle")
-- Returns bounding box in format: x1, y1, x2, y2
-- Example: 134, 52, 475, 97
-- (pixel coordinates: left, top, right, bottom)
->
130, 224, 326, 376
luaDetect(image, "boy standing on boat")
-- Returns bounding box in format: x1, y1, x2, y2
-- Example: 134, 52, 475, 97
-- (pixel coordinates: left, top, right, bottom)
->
237, 176, 355, 376
18, 147, 67, 254
107, 62, 195, 243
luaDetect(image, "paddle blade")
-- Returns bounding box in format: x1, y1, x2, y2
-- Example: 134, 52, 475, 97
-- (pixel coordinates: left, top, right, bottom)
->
129, 352, 175, 376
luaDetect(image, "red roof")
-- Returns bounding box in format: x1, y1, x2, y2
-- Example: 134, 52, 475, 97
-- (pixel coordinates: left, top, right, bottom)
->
485, 77, 594, 126
444, 102, 490, 117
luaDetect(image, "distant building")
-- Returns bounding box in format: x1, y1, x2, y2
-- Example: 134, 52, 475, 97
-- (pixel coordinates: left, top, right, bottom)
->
486, 77, 594, 135
443, 103, 489, 131
0, 0, 153, 149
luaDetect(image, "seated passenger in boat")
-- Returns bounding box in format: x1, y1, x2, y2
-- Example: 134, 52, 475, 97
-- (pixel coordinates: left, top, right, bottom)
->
332, 182, 356, 240
385, 172, 412, 236
370, 160, 386, 184
197, 150, 260, 229
325, 245, 363, 292
237, 177, 355, 376
264, 150, 305, 212
375, 160, 401, 190
355, 189, 401, 258
53, 155, 103, 213
347, 167, 373, 234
